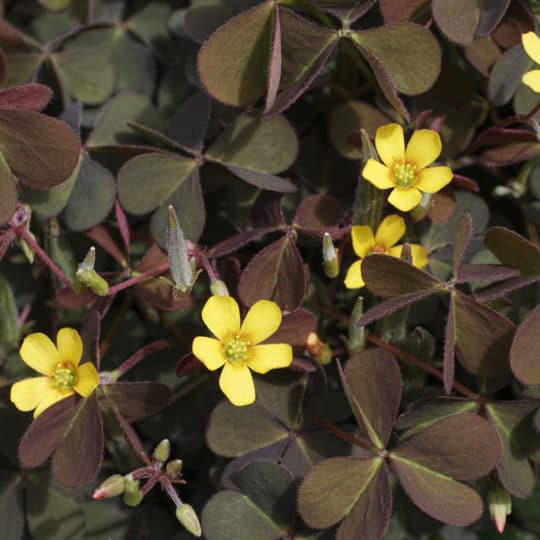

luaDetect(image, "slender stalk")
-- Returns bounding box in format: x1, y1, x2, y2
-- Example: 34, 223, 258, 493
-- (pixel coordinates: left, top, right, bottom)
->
112, 339, 177, 379
367, 333, 478, 399
161, 477, 182, 507
108, 262, 169, 295
317, 415, 376, 452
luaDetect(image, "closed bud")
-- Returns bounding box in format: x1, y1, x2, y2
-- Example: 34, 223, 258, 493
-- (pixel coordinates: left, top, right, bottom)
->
176, 504, 202, 537
167, 206, 195, 293
123, 475, 143, 507
306, 332, 332, 365
348, 296, 366, 354
488, 482, 512, 534
74, 247, 109, 296
210, 279, 229, 297
409, 192, 432, 222
166, 459, 183, 477
153, 439, 171, 463
322, 233, 339, 278
92, 474, 125, 500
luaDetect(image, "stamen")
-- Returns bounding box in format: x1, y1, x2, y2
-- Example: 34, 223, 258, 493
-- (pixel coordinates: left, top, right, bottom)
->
392, 161, 417, 188
53, 363, 77, 390
223, 336, 250, 364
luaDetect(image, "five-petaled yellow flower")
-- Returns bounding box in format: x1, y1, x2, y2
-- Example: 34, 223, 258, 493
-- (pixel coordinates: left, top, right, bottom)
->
362, 123, 453, 212
10, 328, 99, 418
522, 32, 540, 93
344, 214, 428, 289
192, 296, 293, 406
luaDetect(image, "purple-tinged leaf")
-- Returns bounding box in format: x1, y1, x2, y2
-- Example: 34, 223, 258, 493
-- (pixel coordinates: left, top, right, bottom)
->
390, 456, 483, 526
433, 0, 480, 45
356, 290, 435, 328
183, 1, 236, 44
379, 0, 427, 23
395, 397, 476, 439
393, 413, 500, 481
475, 276, 539, 302
250, 191, 286, 228
86, 225, 126, 267
476, 0, 511, 37
0, 83, 51, 112
476, 126, 537, 146
0, 150, 17, 224
293, 193, 343, 237
210, 228, 276, 258
452, 213, 473, 275
455, 264, 519, 284
115, 200, 130, 259
480, 142, 540, 167
265, 308, 316, 349
362, 254, 442, 298
264, 0, 281, 113
101, 382, 171, 422
0, 110, 80, 189
329, 0, 377, 24
51, 393, 103, 488
167, 91, 211, 153
225, 165, 296, 193
484, 226, 540, 276
263, 9, 338, 118
510, 303, 540, 385
197, 1, 275, 106
443, 293, 456, 394
342, 349, 402, 448
238, 235, 307, 311
454, 291, 513, 377
298, 456, 385, 532
18, 395, 77, 469
486, 401, 539, 498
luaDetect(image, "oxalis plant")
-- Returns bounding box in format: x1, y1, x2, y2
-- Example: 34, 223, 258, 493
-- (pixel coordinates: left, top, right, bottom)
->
4, 1, 540, 540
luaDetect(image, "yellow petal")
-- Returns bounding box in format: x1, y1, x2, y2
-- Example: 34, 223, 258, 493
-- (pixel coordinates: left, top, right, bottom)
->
33, 388, 72, 418
10, 376, 50, 412
249, 344, 293, 374
362, 159, 395, 190
388, 187, 422, 212
387, 244, 429, 268
351, 225, 375, 258
405, 129, 442, 169
192, 336, 226, 371
219, 363, 255, 406
240, 300, 282, 344
201, 295, 240, 340
73, 362, 99, 397
522, 32, 540, 65
19, 332, 61, 375
56, 328, 83, 366
375, 123, 405, 166
522, 69, 540, 93
344, 260, 365, 289
415, 166, 453, 193
375, 214, 405, 250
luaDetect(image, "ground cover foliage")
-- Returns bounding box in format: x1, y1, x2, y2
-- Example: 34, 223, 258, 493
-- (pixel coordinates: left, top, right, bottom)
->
3, 0, 540, 538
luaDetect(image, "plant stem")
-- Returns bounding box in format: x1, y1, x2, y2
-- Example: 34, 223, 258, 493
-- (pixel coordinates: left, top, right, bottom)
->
108, 262, 169, 295
161, 477, 182, 507
367, 333, 478, 399
112, 339, 177, 379
317, 415, 376, 452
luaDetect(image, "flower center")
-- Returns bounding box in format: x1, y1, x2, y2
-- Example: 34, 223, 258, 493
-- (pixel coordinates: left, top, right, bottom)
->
368, 245, 386, 255
53, 363, 77, 390
392, 161, 417, 188
223, 336, 250, 364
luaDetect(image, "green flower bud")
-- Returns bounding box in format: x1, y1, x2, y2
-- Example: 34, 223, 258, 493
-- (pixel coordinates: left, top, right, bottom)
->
488, 482, 512, 534
210, 279, 230, 297
322, 233, 339, 278
92, 474, 125, 500
408, 192, 432, 222
176, 504, 202, 537
166, 459, 183, 477
123, 475, 143, 507
74, 247, 109, 296
153, 439, 171, 463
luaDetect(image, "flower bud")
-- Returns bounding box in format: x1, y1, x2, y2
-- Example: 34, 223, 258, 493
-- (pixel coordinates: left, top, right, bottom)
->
176, 504, 202, 537
210, 279, 230, 297
306, 332, 332, 365
488, 482, 512, 534
92, 474, 125, 500
123, 474, 143, 507
74, 247, 109, 296
409, 192, 432, 222
322, 233, 339, 278
153, 439, 171, 463
168, 205, 195, 293
166, 459, 183, 477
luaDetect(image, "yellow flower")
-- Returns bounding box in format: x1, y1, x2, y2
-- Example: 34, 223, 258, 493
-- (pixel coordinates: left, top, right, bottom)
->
522, 31, 540, 92
10, 328, 99, 418
344, 214, 428, 289
362, 123, 453, 212
192, 296, 293, 406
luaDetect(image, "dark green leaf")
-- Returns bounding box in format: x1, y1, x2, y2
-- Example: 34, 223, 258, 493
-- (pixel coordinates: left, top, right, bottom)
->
510, 304, 540, 385
433, 0, 480, 45
0, 150, 17, 224
0, 272, 19, 346
488, 44, 530, 106
0, 472, 24, 540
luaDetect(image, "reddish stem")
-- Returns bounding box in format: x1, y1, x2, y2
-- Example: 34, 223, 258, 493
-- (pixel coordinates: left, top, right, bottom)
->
367, 333, 478, 399
317, 415, 376, 452
15, 225, 72, 289
18, 303, 31, 327
108, 262, 169, 295
140, 473, 161, 497
114, 338, 177, 378
161, 477, 182, 507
